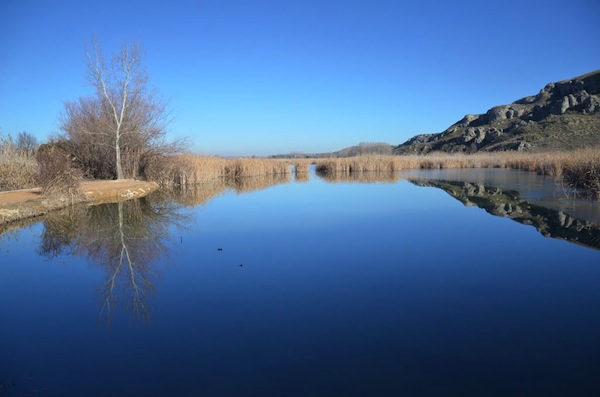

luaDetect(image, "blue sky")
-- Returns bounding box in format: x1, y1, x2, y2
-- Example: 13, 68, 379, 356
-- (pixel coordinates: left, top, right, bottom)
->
1, 0, 599, 156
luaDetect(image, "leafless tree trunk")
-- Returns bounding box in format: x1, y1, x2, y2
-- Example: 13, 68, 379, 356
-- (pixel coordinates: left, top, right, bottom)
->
100, 201, 146, 323
86, 39, 146, 179
60, 38, 183, 181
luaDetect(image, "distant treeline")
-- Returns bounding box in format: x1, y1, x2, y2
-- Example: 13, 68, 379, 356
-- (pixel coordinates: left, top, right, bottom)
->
270, 142, 393, 159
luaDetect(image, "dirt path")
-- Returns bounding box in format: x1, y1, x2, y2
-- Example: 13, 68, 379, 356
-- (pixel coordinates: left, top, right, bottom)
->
0, 180, 159, 225
0, 180, 156, 204
0, 187, 42, 204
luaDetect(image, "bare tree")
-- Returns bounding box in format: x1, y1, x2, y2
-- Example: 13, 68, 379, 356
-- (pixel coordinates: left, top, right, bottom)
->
16, 131, 39, 155
88, 39, 141, 179
61, 38, 180, 180
61, 97, 115, 178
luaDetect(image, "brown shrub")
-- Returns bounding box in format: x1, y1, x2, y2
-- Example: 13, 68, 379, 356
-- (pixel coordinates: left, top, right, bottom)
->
36, 142, 84, 200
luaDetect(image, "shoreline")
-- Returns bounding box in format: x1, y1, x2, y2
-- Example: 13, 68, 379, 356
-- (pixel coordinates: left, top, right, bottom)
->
0, 180, 159, 226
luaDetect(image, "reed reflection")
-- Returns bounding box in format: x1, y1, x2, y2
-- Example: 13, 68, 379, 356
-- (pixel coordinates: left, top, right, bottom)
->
164, 182, 229, 207
231, 173, 291, 193
316, 170, 402, 184
294, 172, 309, 183
411, 179, 600, 250
163, 173, 292, 207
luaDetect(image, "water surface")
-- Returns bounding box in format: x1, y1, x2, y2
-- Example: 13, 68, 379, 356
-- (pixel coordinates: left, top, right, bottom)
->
2, 169, 600, 396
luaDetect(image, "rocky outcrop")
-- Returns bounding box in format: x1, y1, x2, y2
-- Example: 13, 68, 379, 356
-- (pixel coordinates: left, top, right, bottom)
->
395, 69, 600, 154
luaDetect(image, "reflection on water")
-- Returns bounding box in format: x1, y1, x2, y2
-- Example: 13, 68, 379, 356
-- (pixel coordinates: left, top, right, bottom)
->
312, 167, 600, 250
316, 169, 402, 183
411, 179, 600, 250
38, 196, 186, 322
295, 171, 309, 183
31, 174, 292, 323
231, 173, 291, 193
3, 168, 600, 396
401, 168, 600, 222
163, 174, 292, 207
163, 181, 230, 207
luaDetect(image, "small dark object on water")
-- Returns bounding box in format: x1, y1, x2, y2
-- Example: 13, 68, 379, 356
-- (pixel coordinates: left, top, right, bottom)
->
180, 236, 183, 244
217, 248, 223, 251
239, 264, 243, 267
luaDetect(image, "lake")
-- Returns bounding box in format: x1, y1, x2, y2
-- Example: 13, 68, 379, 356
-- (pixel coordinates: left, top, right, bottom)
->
2, 167, 600, 396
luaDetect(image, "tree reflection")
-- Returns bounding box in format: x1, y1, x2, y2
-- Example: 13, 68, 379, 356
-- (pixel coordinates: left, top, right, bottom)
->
38, 206, 84, 258
86, 200, 168, 322
38, 195, 186, 323
35, 174, 293, 323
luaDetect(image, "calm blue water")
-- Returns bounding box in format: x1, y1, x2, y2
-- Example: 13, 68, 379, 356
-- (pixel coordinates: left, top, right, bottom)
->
2, 169, 600, 396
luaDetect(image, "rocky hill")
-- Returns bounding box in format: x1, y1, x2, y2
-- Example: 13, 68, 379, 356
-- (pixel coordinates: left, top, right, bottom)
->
394, 69, 600, 154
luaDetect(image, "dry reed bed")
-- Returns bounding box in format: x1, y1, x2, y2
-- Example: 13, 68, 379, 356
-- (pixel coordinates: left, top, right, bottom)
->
291, 160, 311, 174
314, 149, 600, 199
0, 144, 38, 191
148, 155, 292, 187
150, 151, 600, 199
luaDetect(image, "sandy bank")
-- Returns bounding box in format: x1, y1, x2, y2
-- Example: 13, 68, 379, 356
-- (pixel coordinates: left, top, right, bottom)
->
0, 180, 159, 226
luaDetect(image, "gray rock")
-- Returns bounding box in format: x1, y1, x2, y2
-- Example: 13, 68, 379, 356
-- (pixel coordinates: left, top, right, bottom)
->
393, 69, 600, 154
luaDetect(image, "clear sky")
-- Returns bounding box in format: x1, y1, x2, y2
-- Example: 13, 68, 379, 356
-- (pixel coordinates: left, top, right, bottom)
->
1, 0, 599, 156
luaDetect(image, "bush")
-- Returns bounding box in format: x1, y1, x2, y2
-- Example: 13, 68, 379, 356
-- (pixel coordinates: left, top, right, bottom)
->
36, 142, 84, 200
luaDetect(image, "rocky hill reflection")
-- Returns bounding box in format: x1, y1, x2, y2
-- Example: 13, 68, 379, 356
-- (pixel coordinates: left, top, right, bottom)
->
410, 179, 600, 250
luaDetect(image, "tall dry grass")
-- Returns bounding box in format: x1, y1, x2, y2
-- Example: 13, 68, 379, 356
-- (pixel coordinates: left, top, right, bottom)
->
561, 150, 600, 199
226, 158, 290, 181
313, 153, 502, 173
314, 148, 600, 199
147, 154, 292, 188
145, 155, 228, 186
0, 134, 38, 191
291, 160, 311, 174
